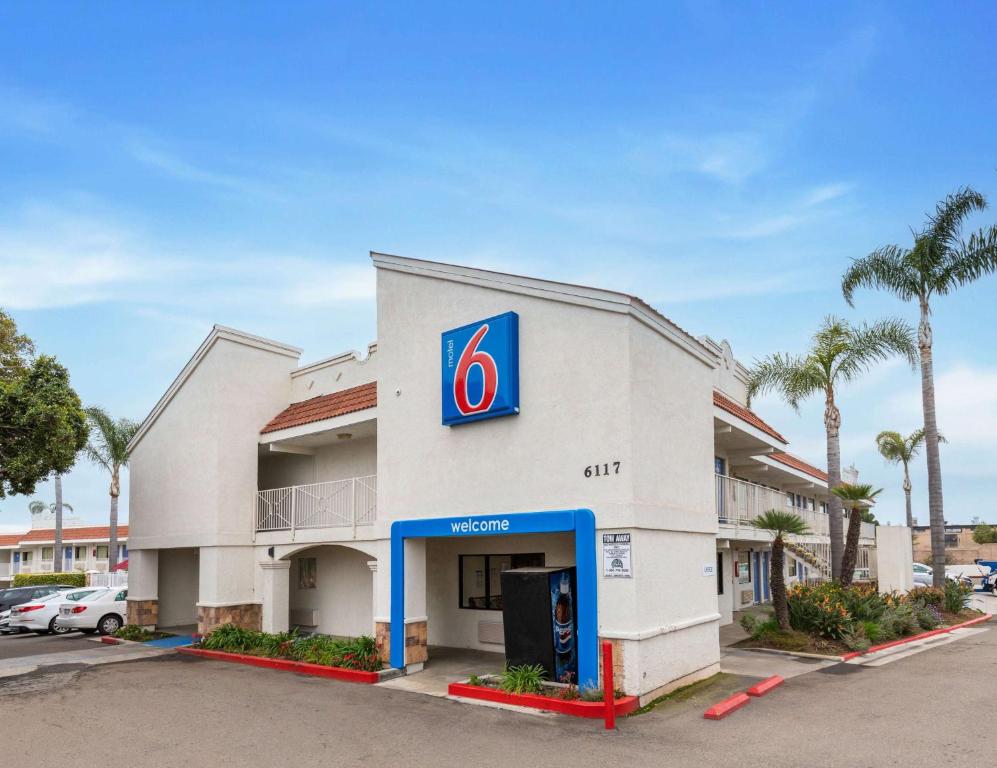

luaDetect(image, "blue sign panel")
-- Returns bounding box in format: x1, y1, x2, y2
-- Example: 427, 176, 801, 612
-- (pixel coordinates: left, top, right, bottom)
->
441, 311, 519, 426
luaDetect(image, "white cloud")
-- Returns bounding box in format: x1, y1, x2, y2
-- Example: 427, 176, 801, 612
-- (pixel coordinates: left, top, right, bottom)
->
128, 143, 281, 201
803, 182, 853, 207
628, 132, 767, 184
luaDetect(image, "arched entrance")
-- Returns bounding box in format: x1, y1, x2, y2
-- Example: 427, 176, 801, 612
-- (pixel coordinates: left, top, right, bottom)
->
282, 543, 375, 637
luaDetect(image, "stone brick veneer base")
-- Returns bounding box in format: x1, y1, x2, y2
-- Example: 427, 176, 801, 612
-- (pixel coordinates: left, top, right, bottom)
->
198, 603, 262, 635
127, 599, 158, 629
375, 620, 428, 666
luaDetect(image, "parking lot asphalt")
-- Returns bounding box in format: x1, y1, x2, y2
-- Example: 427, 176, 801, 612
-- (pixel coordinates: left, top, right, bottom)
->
2, 600, 995, 768
0, 631, 98, 660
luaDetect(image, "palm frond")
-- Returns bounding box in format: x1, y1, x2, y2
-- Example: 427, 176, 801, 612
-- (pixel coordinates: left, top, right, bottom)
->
84, 406, 140, 471
841, 245, 918, 306
925, 186, 987, 252
939, 224, 997, 291
833, 318, 918, 383
751, 509, 810, 538
875, 430, 906, 464
747, 353, 826, 412
831, 483, 882, 504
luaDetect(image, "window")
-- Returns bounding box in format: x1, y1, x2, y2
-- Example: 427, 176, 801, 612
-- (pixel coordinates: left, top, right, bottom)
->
786, 493, 794, 508
114, 589, 128, 601
22, 551, 32, 563
459, 553, 545, 610
119, 544, 128, 558
42, 547, 54, 560
944, 534, 959, 549
716, 551, 724, 595
96, 545, 109, 559
298, 557, 317, 589
714, 457, 726, 475
74, 546, 86, 560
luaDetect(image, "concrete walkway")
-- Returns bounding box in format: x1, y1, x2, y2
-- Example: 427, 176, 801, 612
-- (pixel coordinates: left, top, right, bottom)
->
0, 639, 176, 680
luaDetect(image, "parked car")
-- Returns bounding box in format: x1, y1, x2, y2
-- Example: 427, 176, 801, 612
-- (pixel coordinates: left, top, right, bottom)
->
9, 588, 104, 635
0, 585, 78, 634
57, 588, 127, 635
912, 563, 933, 587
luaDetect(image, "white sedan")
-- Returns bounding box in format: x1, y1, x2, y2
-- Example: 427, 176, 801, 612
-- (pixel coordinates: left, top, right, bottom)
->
58, 588, 127, 635
9, 588, 105, 635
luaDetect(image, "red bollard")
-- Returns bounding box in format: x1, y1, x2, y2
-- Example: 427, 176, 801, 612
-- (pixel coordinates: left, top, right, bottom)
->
602, 640, 615, 730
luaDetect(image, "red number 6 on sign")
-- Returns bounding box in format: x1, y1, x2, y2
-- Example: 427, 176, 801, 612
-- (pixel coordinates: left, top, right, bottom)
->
454, 324, 498, 415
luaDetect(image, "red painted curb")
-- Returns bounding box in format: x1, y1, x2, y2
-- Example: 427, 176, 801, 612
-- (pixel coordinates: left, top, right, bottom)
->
178, 647, 380, 683
100, 636, 122, 645
447, 683, 641, 719
841, 613, 993, 661
746, 675, 784, 697
704, 692, 750, 720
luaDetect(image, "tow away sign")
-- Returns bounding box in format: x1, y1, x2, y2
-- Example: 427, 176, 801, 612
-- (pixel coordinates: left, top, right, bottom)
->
602, 533, 632, 578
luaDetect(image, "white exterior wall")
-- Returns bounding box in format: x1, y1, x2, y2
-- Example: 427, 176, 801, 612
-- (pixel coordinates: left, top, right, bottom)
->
258, 437, 377, 490
290, 346, 378, 403
128, 331, 298, 552
875, 525, 914, 593
158, 548, 199, 627
288, 545, 374, 637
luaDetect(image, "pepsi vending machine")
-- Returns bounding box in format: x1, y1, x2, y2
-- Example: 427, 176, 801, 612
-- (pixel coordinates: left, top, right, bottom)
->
500, 566, 577, 683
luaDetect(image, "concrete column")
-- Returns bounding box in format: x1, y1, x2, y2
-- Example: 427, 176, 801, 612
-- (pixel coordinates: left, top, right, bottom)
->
367, 560, 379, 634
260, 560, 292, 634
128, 549, 159, 601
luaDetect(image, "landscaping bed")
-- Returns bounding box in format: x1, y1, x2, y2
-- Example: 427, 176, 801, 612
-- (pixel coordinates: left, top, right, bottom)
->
736, 582, 988, 658
179, 624, 385, 683
113, 625, 176, 642
448, 667, 639, 719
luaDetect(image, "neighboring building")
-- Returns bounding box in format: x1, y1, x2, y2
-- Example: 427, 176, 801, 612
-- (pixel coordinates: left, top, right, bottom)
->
126, 254, 911, 702
912, 523, 997, 564
0, 526, 128, 587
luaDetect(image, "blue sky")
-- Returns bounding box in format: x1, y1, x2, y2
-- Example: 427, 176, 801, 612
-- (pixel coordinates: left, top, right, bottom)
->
1, 2, 995, 530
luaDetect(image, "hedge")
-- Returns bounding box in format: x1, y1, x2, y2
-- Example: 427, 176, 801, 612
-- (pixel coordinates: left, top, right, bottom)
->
12, 572, 87, 588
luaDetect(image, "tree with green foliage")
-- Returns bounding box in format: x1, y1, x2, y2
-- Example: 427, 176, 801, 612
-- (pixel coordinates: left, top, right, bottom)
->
831, 483, 882, 587
84, 407, 140, 570
843, 187, 997, 587
751, 510, 810, 630
973, 524, 996, 545
0, 309, 88, 498
875, 429, 946, 529
748, 316, 916, 580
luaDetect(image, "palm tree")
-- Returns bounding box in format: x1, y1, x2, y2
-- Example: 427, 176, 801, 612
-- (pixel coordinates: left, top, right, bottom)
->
29, 493, 74, 571
751, 510, 810, 630
843, 187, 997, 587
748, 316, 916, 580
831, 483, 882, 587
875, 429, 946, 528
83, 407, 139, 571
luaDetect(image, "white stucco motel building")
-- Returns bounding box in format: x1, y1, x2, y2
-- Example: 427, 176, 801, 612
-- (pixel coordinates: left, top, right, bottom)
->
126, 254, 913, 700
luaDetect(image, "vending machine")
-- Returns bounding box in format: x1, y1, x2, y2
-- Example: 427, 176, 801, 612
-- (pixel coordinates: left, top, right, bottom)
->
500, 566, 577, 683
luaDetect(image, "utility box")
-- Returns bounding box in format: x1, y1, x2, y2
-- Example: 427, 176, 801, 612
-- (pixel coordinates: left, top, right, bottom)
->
500, 566, 577, 683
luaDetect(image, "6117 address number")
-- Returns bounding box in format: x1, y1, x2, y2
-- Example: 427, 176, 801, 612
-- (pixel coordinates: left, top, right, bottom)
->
584, 462, 620, 478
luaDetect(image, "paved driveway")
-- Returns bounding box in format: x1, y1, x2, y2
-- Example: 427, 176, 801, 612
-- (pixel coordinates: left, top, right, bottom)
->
2, 611, 994, 768
0, 631, 97, 660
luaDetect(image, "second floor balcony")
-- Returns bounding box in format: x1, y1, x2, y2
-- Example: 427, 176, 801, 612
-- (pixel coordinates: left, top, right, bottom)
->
256, 474, 376, 533
716, 473, 876, 542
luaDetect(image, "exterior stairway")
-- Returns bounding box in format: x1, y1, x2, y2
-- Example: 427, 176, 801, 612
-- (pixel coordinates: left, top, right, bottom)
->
785, 540, 832, 581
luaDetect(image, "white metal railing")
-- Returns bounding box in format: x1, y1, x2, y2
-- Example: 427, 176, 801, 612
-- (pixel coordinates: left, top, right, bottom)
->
716, 474, 829, 537
256, 475, 377, 533
88, 571, 128, 588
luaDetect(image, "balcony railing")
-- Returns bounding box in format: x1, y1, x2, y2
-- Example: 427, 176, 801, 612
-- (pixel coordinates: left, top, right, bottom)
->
256, 475, 376, 533
716, 474, 877, 542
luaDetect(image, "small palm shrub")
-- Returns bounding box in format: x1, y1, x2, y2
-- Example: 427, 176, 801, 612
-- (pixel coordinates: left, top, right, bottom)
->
943, 580, 972, 614
500, 664, 546, 694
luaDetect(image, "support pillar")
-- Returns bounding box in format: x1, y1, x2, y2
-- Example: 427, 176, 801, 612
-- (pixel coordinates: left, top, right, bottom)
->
126, 549, 159, 630
260, 560, 291, 634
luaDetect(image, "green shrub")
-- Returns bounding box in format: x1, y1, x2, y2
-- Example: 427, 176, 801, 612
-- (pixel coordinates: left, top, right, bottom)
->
467, 674, 483, 686
842, 627, 871, 652
905, 586, 944, 608
880, 604, 918, 638
739, 613, 758, 635
943, 580, 972, 614
838, 584, 888, 622
861, 620, 883, 644
114, 624, 153, 642
12, 572, 86, 588
914, 606, 942, 630
787, 583, 851, 640
201, 625, 382, 671
500, 664, 546, 695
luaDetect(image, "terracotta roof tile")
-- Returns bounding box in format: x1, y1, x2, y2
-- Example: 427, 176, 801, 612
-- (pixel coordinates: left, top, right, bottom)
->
261, 381, 377, 434
0, 533, 24, 547
16, 525, 128, 543
713, 391, 787, 443
770, 452, 828, 483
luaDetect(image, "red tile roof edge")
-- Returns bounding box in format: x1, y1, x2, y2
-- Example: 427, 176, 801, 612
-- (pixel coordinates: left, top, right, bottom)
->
770, 452, 829, 483
261, 381, 377, 434
712, 391, 788, 444
14, 525, 129, 543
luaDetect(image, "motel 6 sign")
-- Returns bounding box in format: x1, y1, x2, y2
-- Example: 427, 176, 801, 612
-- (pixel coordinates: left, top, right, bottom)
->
441, 311, 520, 426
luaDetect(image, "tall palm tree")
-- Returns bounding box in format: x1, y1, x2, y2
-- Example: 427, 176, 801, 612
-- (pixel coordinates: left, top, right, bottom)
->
830, 483, 882, 587
875, 429, 946, 528
748, 316, 916, 580
84, 407, 139, 571
843, 188, 997, 587
29, 493, 74, 571
751, 510, 810, 630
